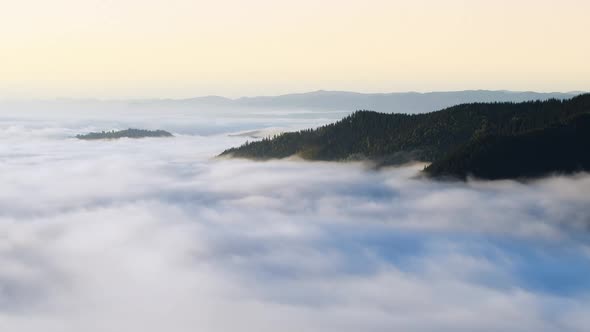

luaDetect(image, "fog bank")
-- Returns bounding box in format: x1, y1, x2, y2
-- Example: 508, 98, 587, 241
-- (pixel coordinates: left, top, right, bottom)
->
0, 108, 589, 331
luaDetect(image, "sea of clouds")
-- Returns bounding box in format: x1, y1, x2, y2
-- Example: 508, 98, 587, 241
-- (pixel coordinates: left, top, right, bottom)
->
0, 104, 589, 331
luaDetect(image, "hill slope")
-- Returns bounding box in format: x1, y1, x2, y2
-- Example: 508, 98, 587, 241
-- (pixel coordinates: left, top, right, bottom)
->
220, 94, 590, 166
424, 113, 590, 180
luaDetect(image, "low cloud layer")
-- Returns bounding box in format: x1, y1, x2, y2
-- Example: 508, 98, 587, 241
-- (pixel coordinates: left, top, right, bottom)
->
0, 109, 589, 331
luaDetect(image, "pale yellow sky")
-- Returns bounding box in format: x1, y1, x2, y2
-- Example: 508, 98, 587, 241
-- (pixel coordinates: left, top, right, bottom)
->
1, 0, 589, 98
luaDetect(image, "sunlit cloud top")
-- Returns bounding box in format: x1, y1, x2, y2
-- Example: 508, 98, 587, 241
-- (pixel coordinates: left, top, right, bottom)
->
1, 0, 589, 98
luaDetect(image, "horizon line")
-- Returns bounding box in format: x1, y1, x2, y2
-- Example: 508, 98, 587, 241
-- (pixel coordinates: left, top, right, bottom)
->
0, 89, 586, 103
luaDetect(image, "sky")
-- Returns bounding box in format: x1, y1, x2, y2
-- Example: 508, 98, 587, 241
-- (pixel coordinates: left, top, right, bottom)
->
1, 0, 589, 99
0, 106, 590, 331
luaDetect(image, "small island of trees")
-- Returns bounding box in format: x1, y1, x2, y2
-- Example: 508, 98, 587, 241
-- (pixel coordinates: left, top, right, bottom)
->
76, 128, 173, 140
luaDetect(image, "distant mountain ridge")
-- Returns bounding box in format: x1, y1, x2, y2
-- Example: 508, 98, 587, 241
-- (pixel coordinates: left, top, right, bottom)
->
154, 90, 581, 113
3, 90, 582, 114
231, 90, 581, 113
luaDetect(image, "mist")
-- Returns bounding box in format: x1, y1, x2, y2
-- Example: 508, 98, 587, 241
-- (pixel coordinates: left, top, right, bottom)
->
0, 106, 589, 331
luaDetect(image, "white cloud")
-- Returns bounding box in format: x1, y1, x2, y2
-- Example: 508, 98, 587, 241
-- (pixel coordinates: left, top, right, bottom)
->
0, 109, 588, 331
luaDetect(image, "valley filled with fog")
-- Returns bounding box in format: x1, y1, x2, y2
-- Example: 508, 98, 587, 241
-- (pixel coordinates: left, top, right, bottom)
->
1, 104, 589, 332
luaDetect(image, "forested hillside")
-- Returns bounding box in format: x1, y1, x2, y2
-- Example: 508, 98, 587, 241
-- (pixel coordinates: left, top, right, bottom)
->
424, 113, 590, 179
220, 94, 590, 167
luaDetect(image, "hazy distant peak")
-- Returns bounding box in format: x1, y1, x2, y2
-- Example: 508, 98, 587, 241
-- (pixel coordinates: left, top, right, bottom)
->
224, 90, 584, 113
2, 90, 585, 114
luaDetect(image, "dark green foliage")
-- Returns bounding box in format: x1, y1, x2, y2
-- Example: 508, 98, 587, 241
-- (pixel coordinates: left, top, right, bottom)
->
424, 113, 590, 180
220, 94, 590, 168
76, 128, 173, 140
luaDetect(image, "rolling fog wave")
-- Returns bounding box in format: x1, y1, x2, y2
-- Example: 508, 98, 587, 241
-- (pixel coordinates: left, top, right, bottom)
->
0, 109, 589, 331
